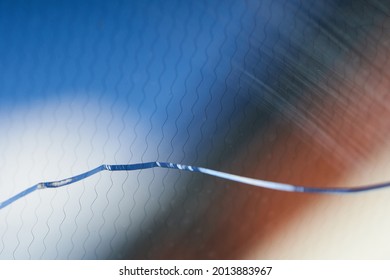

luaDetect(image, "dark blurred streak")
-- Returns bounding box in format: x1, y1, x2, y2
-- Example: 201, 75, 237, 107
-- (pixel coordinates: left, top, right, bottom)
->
127, 0, 390, 259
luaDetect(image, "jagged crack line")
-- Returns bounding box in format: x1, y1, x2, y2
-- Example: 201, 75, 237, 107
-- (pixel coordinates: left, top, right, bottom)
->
2, 161, 390, 210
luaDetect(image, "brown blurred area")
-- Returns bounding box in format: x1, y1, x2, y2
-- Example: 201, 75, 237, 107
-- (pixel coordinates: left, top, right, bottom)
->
128, 1, 390, 259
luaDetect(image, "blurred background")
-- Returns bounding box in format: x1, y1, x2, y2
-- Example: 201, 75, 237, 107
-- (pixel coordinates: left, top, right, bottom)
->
1, 0, 390, 259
